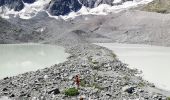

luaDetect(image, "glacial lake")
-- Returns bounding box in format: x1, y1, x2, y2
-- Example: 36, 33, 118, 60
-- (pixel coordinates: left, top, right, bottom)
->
96, 43, 170, 91
0, 44, 69, 79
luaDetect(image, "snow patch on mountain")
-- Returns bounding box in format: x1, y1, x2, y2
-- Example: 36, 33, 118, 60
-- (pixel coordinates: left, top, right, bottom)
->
0, 0, 153, 20
0, 0, 50, 19
52, 0, 153, 20
113, 0, 122, 4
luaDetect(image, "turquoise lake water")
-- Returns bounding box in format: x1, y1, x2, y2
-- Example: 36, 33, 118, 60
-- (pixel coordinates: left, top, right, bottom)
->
0, 44, 69, 79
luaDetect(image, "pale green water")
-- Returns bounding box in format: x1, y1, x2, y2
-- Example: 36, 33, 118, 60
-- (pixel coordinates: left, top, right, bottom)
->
0, 44, 69, 79
96, 43, 170, 91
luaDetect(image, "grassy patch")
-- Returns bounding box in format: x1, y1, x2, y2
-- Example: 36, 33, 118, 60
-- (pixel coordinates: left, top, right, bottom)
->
65, 88, 79, 96
167, 97, 170, 100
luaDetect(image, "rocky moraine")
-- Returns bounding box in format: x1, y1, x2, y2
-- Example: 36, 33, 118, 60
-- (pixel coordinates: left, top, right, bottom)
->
0, 43, 168, 100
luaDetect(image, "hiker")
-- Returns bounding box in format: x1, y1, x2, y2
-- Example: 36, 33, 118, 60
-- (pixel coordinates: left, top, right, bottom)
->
80, 96, 83, 100
74, 74, 80, 89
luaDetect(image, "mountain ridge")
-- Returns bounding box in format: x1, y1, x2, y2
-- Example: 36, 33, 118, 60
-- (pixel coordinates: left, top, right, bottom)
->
0, 0, 143, 18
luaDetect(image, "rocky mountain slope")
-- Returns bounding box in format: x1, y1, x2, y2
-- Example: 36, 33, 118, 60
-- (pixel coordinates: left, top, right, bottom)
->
0, 15, 51, 43
2, 9, 170, 46
143, 0, 170, 13
0, 17, 23, 43
0, 0, 133, 16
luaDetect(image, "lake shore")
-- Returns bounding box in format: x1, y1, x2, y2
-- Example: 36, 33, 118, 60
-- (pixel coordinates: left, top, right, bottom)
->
96, 43, 170, 93
0, 44, 69, 79
0, 43, 169, 100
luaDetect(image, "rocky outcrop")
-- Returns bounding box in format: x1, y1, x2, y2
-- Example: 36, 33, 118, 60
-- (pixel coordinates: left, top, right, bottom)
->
0, 0, 134, 16
0, 0, 24, 11
23, 0, 35, 3
48, 0, 82, 16
0, 0, 36, 11
79, 0, 115, 8
48, 0, 134, 15
0, 17, 49, 44
78, 0, 133, 8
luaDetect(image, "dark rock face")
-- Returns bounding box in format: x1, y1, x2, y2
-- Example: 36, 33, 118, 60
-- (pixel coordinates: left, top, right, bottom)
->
0, 0, 4, 6
48, 0, 134, 16
48, 0, 82, 16
23, 0, 36, 3
79, 0, 114, 8
0, 0, 134, 16
48, 0, 116, 15
0, 0, 35, 11
0, 0, 24, 11
74, 0, 133, 8
79, 0, 97, 8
